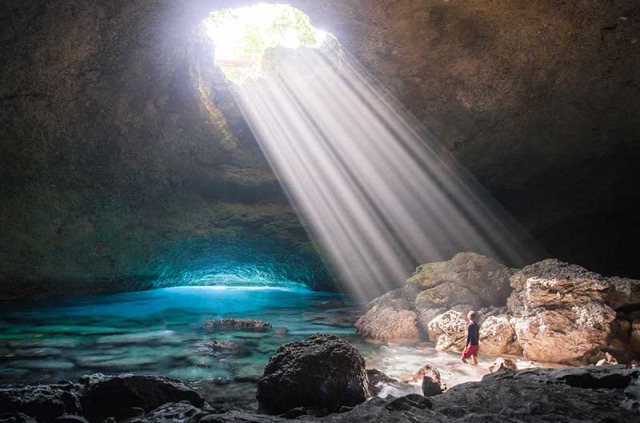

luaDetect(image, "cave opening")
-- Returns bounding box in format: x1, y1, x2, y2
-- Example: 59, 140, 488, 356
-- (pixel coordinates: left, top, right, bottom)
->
203, 3, 331, 84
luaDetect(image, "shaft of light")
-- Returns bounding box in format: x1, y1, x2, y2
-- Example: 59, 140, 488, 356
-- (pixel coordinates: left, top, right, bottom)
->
235, 47, 534, 299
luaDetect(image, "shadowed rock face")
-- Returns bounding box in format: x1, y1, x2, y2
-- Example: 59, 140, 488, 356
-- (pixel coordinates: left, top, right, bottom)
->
256, 334, 369, 414
1, 0, 639, 300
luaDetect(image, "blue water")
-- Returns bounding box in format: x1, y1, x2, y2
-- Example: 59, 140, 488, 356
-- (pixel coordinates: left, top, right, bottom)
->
0, 286, 493, 408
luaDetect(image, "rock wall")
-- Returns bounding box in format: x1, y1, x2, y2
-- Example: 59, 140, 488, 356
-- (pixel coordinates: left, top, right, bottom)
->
0, 0, 330, 301
1, 0, 639, 300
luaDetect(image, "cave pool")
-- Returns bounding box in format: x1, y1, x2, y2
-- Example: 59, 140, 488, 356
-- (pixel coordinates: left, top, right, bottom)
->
0, 286, 512, 409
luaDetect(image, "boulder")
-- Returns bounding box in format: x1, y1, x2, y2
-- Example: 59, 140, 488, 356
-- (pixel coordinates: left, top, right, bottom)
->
426, 310, 468, 352
488, 357, 518, 373
203, 318, 271, 331
355, 289, 420, 343
0, 383, 81, 422
478, 314, 521, 356
508, 260, 616, 363
507, 259, 610, 311
256, 334, 369, 414
607, 277, 640, 311
416, 307, 446, 338
512, 304, 616, 363
78, 374, 204, 423
408, 253, 515, 310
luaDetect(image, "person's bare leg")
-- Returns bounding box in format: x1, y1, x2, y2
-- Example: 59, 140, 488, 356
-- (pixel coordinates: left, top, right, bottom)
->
471, 355, 478, 366
461, 355, 467, 364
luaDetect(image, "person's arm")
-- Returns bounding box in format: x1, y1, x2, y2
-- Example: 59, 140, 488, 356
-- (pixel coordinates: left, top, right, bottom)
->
465, 324, 471, 347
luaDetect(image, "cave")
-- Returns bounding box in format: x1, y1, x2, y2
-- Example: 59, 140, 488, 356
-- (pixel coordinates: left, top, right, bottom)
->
1, 0, 639, 421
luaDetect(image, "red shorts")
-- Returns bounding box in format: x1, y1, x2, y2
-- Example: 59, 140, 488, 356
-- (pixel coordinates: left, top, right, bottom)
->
462, 344, 479, 359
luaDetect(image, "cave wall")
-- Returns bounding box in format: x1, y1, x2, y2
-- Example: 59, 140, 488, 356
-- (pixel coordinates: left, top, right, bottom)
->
1, 0, 639, 301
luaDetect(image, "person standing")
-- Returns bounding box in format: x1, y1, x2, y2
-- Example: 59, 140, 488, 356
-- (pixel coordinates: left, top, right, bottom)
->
461, 310, 479, 365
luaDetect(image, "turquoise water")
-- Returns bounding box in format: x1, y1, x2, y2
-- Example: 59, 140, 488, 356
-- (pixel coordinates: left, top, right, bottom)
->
0, 286, 496, 408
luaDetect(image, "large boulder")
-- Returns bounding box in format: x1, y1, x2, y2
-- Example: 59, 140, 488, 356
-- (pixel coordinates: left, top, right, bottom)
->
0, 382, 81, 423
608, 277, 640, 311
256, 334, 369, 414
478, 314, 521, 356
508, 260, 616, 363
355, 289, 421, 343
408, 253, 515, 311
426, 310, 468, 352
78, 374, 204, 423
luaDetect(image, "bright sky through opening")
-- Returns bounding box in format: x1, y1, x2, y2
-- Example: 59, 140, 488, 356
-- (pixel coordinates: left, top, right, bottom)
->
204, 3, 327, 81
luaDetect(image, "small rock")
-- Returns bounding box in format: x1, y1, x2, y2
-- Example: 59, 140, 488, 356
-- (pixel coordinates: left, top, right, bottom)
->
419, 365, 445, 397
488, 357, 518, 373
367, 369, 399, 396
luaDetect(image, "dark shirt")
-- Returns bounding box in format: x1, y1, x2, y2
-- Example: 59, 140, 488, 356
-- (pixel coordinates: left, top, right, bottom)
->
466, 321, 479, 346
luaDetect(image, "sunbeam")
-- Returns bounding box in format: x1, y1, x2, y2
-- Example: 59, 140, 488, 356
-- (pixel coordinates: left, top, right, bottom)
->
235, 45, 534, 299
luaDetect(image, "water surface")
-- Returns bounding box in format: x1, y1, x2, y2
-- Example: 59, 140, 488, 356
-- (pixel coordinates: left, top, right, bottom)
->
0, 286, 508, 408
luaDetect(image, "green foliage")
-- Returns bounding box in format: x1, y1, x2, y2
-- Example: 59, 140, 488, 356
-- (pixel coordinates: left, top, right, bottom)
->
206, 5, 321, 62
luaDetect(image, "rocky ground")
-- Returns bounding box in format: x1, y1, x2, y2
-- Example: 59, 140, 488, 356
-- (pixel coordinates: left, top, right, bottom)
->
1, 346, 638, 423
356, 253, 640, 365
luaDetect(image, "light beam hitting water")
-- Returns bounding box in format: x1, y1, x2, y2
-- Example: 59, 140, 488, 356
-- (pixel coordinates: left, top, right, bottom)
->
235, 46, 533, 299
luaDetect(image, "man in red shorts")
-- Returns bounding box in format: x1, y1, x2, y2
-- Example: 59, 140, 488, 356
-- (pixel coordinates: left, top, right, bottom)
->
461, 310, 479, 365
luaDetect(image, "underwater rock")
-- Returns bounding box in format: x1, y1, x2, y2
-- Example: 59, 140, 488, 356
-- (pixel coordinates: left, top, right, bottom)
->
508, 259, 616, 363
78, 374, 204, 423
201, 340, 250, 357
0, 383, 81, 422
426, 310, 467, 352
408, 253, 514, 311
355, 289, 420, 343
203, 319, 272, 332
256, 333, 369, 414
488, 357, 518, 373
